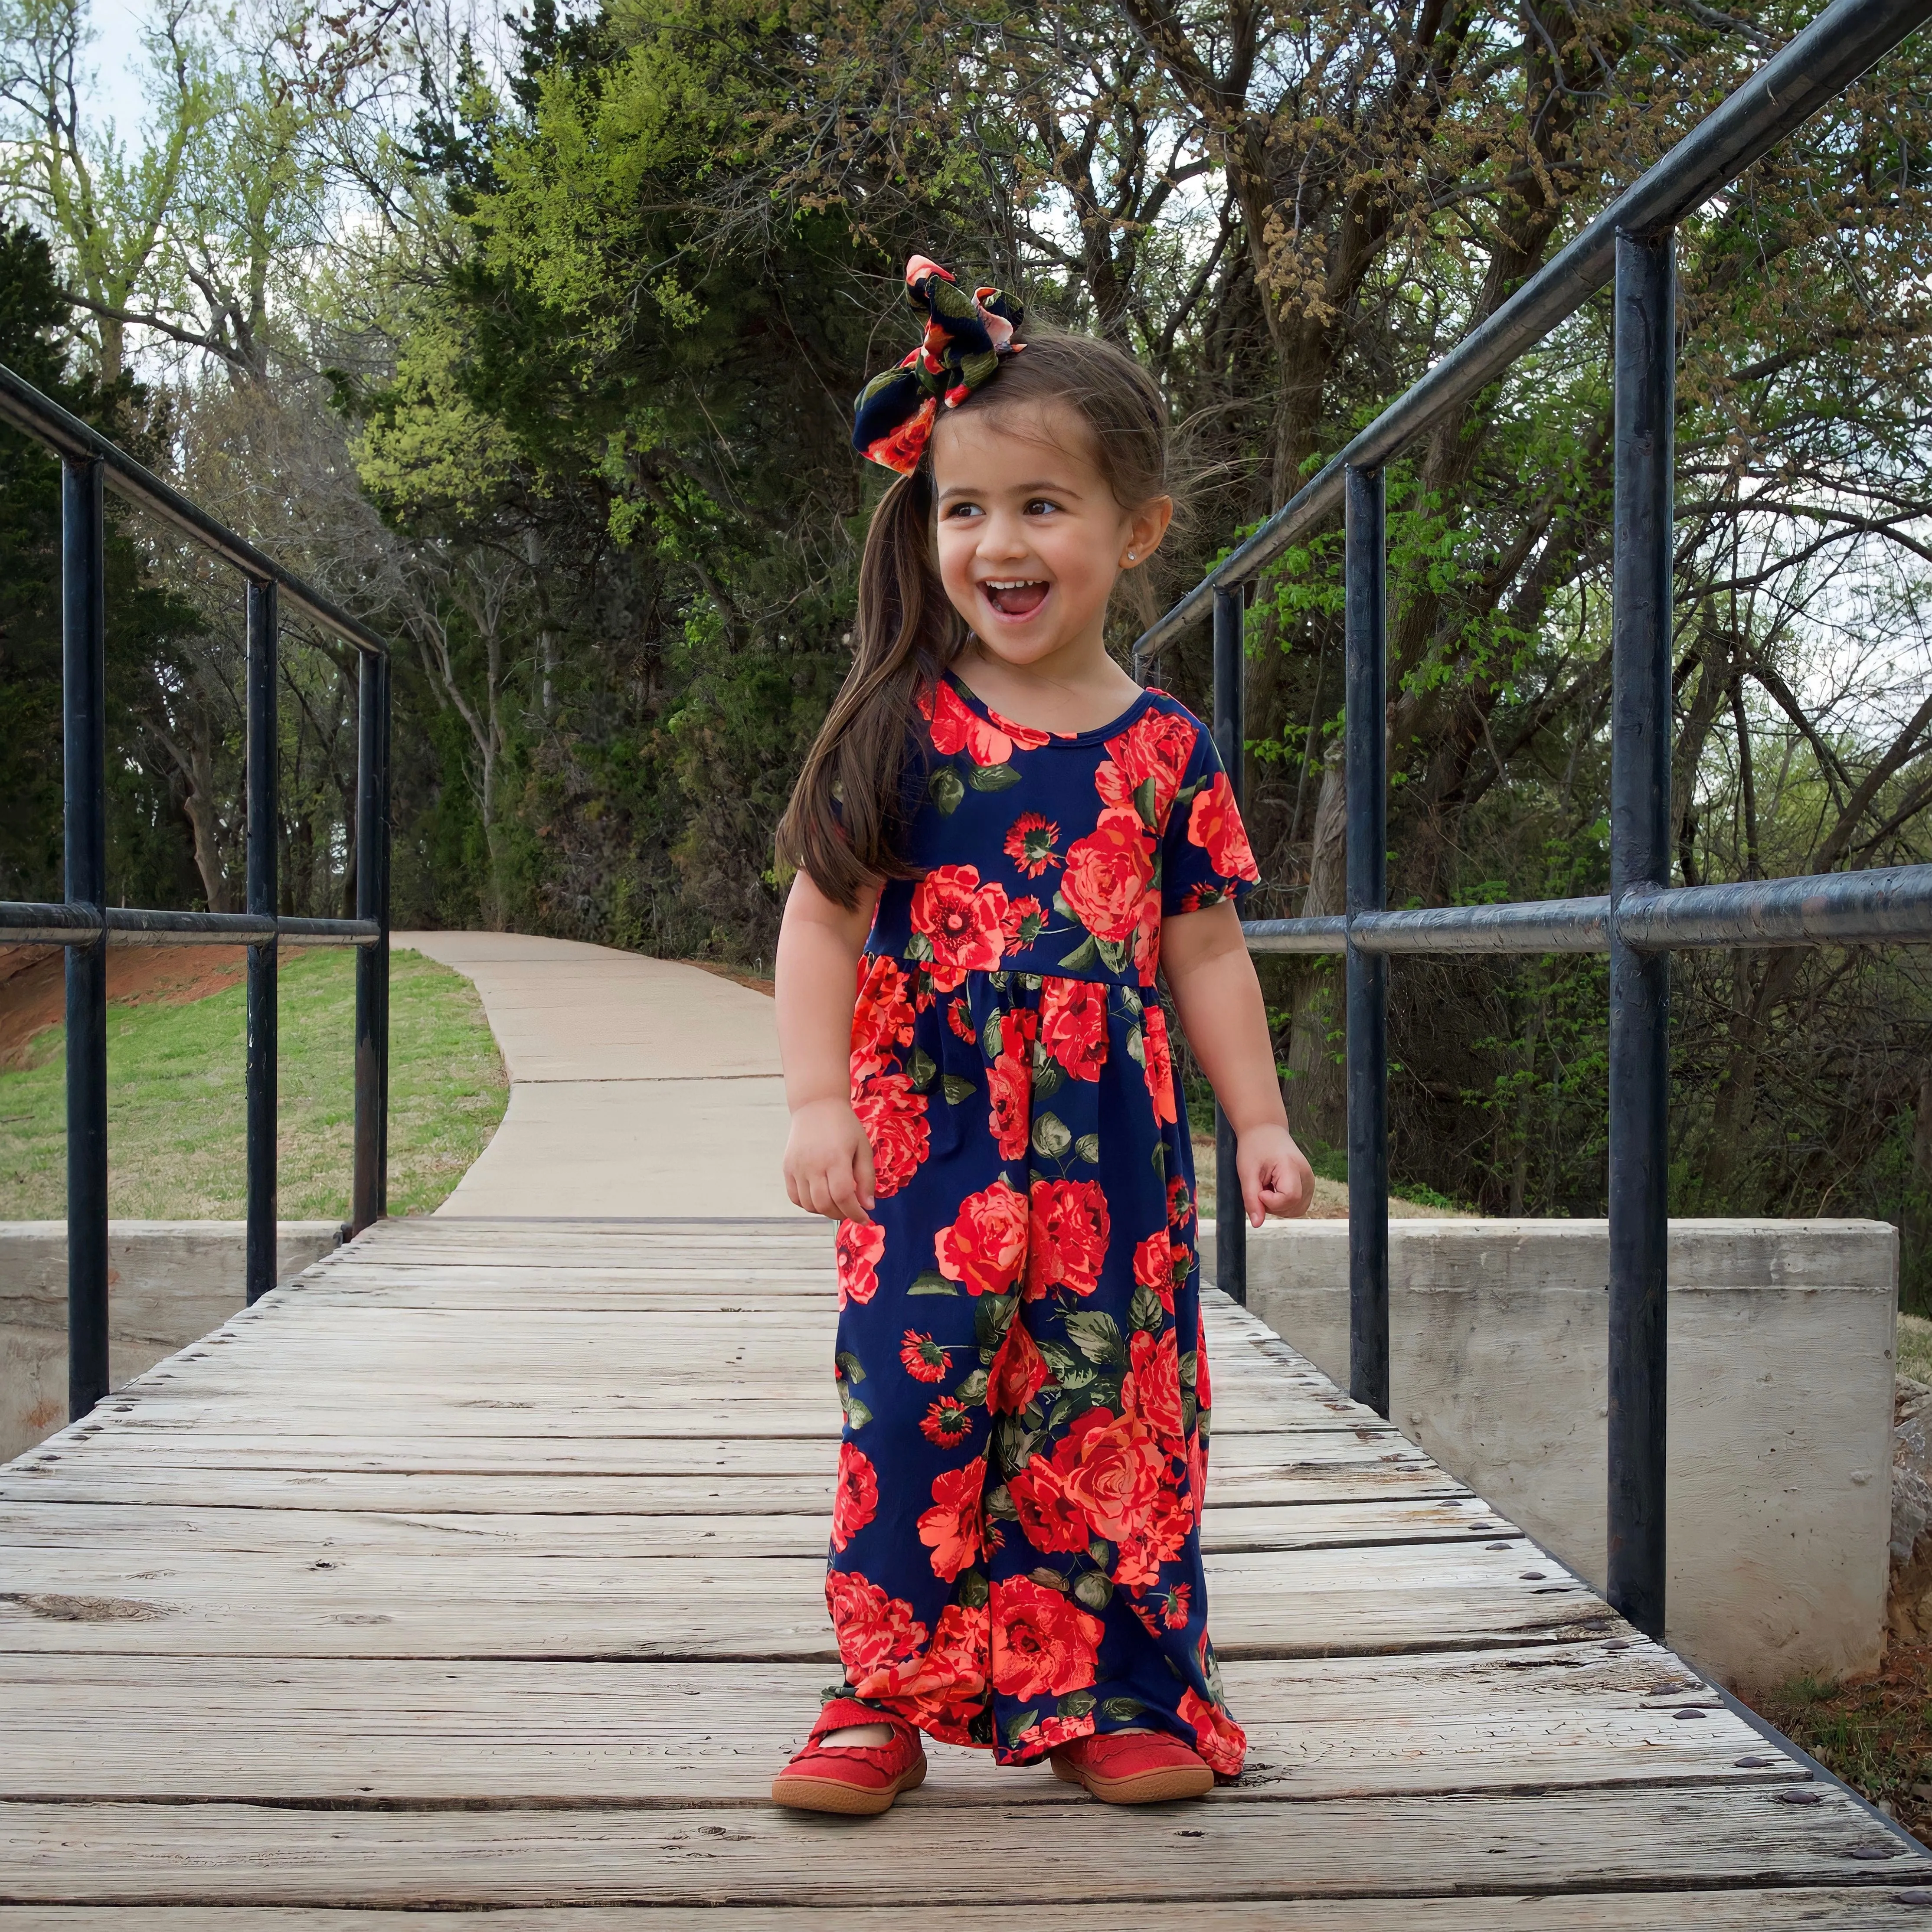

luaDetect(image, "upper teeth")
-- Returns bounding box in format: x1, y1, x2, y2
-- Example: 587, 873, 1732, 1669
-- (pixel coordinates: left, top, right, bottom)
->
986, 580, 1041, 589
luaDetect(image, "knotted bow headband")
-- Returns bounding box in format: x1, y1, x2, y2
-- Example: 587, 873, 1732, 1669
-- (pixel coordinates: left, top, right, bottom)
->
851, 255, 1025, 474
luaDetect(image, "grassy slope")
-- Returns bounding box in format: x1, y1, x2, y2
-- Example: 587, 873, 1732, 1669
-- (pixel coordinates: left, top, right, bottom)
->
0, 947, 506, 1219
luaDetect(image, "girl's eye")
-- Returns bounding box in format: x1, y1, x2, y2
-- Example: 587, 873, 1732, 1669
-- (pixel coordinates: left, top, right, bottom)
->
1025, 498, 1061, 516
945, 503, 983, 519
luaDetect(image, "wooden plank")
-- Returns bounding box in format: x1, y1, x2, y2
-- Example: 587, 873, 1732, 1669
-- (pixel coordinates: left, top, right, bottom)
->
0, 1648, 1779, 1807
0, 1541, 1613, 1659
9, 1898, 1932, 1932
0, 1495, 1518, 1557
0, 1788, 1921, 1906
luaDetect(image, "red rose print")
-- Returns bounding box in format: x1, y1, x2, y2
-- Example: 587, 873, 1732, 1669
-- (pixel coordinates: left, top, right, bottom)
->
920, 1396, 976, 1447
1039, 976, 1108, 1080
1196, 1308, 1213, 1411
1167, 1174, 1195, 1231
1161, 1582, 1193, 1629
1059, 806, 1154, 942
936, 1178, 1030, 1296
836, 1217, 886, 1310
1097, 710, 1197, 823
832, 1442, 879, 1550
850, 955, 915, 1082
826, 1568, 928, 1683
1025, 1178, 1110, 1299
986, 1033, 1032, 1162
989, 1576, 1105, 1702
865, 394, 937, 474
891, 1600, 990, 1728
987, 1317, 1049, 1415
900, 1330, 951, 1382
1003, 811, 1062, 876
1141, 1006, 1177, 1126
1132, 888, 1161, 981
1186, 771, 1259, 883
1006, 1455, 1091, 1553
1178, 1686, 1246, 1777
1007, 1710, 1096, 1757
1111, 1484, 1192, 1589
1132, 1229, 1175, 1314
910, 863, 1010, 990
925, 678, 1049, 765
1001, 894, 1046, 948
852, 1072, 929, 1197
917, 1461, 985, 1580
947, 996, 977, 1043
1050, 1404, 1163, 1543
1128, 1326, 1185, 1436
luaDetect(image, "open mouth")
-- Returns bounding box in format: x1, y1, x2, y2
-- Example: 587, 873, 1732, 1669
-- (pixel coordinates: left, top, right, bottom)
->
981, 579, 1049, 618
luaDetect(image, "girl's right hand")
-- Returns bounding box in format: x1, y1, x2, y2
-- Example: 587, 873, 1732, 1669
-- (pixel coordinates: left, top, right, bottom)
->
784, 1097, 878, 1223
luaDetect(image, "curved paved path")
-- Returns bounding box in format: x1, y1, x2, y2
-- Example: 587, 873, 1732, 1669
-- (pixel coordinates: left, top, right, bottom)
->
396, 932, 803, 1218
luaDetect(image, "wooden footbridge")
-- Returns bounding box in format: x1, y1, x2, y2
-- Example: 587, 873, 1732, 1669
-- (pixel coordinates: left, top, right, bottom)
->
3, 1213, 1930, 1922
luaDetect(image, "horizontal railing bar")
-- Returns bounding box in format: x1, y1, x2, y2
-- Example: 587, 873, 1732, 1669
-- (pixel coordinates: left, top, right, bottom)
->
0, 361, 389, 659
1617, 863, 1932, 948
0, 902, 379, 946
1134, 0, 1932, 662
1241, 863, 1932, 956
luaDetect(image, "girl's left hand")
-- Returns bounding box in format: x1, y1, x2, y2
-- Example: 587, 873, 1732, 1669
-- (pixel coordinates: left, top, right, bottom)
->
1236, 1123, 1314, 1226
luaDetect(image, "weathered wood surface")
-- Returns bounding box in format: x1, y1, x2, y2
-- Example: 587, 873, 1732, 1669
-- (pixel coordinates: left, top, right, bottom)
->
1, 1215, 1925, 1919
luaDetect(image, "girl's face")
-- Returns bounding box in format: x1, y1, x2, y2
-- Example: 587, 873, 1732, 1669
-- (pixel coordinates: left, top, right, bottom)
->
930, 400, 1171, 672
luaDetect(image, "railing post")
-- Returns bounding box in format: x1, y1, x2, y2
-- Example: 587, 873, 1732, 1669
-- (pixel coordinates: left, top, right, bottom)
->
1212, 583, 1247, 1304
352, 651, 385, 1235
1345, 464, 1390, 1419
1608, 226, 1675, 1641
245, 579, 278, 1304
63, 455, 109, 1421
376, 651, 392, 1216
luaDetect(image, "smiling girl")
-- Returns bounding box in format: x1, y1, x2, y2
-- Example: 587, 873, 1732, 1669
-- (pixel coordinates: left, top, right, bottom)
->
769, 257, 1312, 1817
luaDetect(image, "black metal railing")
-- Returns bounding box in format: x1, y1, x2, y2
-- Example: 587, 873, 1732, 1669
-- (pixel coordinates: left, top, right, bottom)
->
1135, 0, 1932, 1644
0, 364, 392, 1426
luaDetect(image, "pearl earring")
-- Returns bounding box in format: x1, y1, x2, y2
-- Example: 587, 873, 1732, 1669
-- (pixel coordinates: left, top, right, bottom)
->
1126, 549, 1136, 560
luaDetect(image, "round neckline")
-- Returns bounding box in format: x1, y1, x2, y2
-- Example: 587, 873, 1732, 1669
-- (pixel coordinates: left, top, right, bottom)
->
944, 666, 1154, 747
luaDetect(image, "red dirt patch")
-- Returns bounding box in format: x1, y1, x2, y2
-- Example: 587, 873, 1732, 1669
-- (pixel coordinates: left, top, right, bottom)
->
0, 942, 254, 1071
1747, 1638, 1932, 1848
688, 960, 775, 998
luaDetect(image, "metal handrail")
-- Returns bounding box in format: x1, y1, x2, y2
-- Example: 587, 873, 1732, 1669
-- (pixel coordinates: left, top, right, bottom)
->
0, 366, 393, 1427
0, 361, 388, 658
1140, 0, 1932, 1650
1132, 0, 1932, 667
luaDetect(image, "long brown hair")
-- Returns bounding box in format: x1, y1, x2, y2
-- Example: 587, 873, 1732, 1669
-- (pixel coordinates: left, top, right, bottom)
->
775, 327, 1171, 909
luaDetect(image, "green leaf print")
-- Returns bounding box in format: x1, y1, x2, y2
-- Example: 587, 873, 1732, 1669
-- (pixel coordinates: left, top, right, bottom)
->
1056, 934, 1098, 971
1120, 985, 1144, 1017
981, 1012, 1007, 1060
1063, 1309, 1127, 1365
1132, 774, 1158, 829
1182, 1389, 1198, 1432
838, 1389, 873, 1430
908, 1271, 959, 1296
1006, 1708, 1040, 1749
941, 1074, 976, 1105
1151, 1141, 1167, 1180
1029, 1566, 1069, 1591
957, 1570, 990, 1608
1031, 1053, 1064, 1101
1100, 1697, 1146, 1722
904, 929, 934, 963
1073, 1133, 1100, 1166
1031, 1111, 1072, 1159
952, 1366, 990, 1405
969, 762, 1022, 792
834, 1351, 867, 1383
1179, 1349, 1199, 1389
1124, 1025, 1145, 1065
908, 1047, 937, 1091
985, 1482, 1020, 1520
929, 765, 966, 815
1128, 1285, 1166, 1335
1056, 1689, 1098, 1719
1072, 1571, 1114, 1611
1088, 1536, 1111, 1566
975, 1292, 1017, 1351
1095, 935, 1133, 974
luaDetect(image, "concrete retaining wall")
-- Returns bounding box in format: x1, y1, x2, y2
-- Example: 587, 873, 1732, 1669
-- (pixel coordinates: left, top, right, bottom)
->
1, 1220, 342, 1463
1204, 1216, 1898, 1693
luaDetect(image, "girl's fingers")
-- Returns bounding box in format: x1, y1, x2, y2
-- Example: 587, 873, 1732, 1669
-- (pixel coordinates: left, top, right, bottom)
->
854, 1138, 877, 1211
828, 1153, 869, 1224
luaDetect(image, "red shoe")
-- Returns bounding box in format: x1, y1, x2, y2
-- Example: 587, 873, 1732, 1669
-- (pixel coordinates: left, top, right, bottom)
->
771, 1699, 927, 1816
1051, 1729, 1214, 1804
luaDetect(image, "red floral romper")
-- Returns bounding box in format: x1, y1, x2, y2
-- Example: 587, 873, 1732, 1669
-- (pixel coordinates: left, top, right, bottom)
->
827, 670, 1260, 1774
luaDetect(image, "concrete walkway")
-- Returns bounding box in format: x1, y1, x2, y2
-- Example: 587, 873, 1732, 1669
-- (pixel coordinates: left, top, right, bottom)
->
396, 932, 802, 1218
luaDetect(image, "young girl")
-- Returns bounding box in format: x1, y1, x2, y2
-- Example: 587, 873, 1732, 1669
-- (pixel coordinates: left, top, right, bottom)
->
769, 257, 1312, 1817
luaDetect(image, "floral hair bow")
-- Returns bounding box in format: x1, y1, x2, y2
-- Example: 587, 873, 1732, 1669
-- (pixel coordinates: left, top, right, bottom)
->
851, 255, 1025, 473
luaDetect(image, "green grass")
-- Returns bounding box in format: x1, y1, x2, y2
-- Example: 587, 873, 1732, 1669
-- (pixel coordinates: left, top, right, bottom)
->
0, 948, 506, 1220
1902, 1313, 1932, 1386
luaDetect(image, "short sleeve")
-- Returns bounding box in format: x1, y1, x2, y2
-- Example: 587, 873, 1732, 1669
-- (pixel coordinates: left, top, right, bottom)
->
1161, 715, 1260, 916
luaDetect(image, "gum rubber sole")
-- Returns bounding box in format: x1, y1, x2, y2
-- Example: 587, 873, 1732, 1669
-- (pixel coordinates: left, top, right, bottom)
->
770, 1755, 927, 1816
1051, 1751, 1213, 1805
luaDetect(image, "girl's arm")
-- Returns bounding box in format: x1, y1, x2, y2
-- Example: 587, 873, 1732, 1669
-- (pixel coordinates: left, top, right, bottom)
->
775, 870, 883, 1223
1161, 899, 1313, 1226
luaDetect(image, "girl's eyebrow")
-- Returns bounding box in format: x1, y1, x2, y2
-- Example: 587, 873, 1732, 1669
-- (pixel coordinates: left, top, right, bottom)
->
936, 479, 1085, 503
